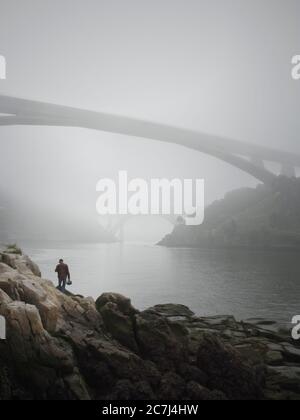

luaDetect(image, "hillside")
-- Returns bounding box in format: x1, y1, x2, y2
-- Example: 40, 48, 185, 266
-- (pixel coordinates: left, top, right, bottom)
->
159, 177, 300, 248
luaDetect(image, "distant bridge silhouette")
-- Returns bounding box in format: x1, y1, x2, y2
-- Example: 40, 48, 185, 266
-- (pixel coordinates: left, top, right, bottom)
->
106, 214, 179, 241
0, 95, 299, 184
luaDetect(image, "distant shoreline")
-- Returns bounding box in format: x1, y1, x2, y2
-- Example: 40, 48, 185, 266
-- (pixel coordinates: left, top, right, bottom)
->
157, 242, 300, 252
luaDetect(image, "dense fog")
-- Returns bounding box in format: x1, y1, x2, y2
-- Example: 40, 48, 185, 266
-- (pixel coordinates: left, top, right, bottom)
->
0, 0, 299, 242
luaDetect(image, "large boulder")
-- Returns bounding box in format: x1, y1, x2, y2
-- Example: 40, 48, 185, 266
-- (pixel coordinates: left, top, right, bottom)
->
0, 263, 58, 332
0, 295, 89, 399
0, 252, 41, 277
96, 293, 139, 352
96, 292, 137, 317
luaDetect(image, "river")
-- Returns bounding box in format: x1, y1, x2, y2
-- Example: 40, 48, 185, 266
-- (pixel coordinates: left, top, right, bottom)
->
23, 242, 300, 326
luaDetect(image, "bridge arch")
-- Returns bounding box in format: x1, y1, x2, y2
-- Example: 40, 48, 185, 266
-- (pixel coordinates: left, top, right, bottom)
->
0, 95, 299, 184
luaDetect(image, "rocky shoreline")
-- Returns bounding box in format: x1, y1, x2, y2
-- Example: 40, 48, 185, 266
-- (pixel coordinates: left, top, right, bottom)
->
0, 249, 299, 400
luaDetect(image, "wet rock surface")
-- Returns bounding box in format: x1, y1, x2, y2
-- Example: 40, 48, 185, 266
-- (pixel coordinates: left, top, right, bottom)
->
0, 250, 299, 400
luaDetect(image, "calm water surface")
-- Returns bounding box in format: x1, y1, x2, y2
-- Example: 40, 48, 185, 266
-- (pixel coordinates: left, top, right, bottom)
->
23, 242, 300, 325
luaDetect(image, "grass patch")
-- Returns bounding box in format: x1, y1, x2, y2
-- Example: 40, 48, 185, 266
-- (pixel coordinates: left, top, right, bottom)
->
5, 244, 22, 255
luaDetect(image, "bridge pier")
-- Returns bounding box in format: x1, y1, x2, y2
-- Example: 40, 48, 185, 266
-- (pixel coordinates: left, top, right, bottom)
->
250, 156, 265, 170
119, 225, 124, 243
281, 163, 296, 178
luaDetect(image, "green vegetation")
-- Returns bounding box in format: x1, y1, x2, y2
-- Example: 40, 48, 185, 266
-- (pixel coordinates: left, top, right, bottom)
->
5, 243, 22, 255
159, 176, 300, 249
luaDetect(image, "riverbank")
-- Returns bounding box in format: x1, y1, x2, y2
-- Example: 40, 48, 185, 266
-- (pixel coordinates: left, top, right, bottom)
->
159, 178, 300, 249
0, 249, 300, 400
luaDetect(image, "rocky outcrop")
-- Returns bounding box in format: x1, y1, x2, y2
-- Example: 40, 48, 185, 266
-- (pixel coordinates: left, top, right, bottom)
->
0, 250, 299, 400
159, 177, 300, 249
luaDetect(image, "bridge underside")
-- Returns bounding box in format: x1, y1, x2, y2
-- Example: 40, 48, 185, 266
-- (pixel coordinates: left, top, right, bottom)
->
0, 95, 299, 184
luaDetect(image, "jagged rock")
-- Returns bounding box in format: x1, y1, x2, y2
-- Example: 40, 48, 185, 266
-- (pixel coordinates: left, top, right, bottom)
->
96, 293, 137, 317
96, 295, 138, 352
149, 304, 195, 319
0, 250, 300, 400
177, 363, 208, 386
0, 263, 58, 332
23, 255, 42, 278
107, 379, 156, 400
134, 309, 189, 371
1, 252, 41, 277
107, 379, 135, 400
197, 333, 264, 400
132, 380, 156, 400
0, 359, 32, 400
234, 343, 265, 365
282, 345, 300, 363
185, 381, 227, 400
266, 351, 284, 366
267, 366, 300, 393
159, 372, 186, 400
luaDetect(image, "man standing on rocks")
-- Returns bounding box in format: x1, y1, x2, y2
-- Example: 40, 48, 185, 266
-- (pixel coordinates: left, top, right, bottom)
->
55, 259, 71, 292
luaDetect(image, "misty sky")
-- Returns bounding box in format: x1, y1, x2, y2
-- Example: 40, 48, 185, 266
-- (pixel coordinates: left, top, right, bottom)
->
0, 0, 299, 241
